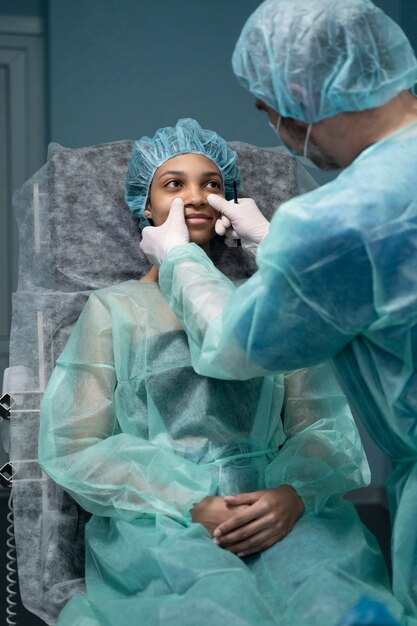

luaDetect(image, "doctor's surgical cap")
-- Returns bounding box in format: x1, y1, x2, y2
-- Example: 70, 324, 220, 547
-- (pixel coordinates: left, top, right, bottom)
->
125, 118, 241, 229
232, 0, 417, 123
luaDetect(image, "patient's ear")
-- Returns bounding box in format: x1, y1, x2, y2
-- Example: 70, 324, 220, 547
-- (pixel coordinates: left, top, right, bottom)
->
144, 201, 154, 225
144, 202, 152, 220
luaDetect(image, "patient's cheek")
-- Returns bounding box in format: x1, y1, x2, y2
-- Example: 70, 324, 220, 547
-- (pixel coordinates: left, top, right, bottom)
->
152, 210, 170, 227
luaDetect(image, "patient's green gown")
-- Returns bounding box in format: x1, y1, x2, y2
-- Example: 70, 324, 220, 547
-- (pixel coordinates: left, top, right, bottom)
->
38, 281, 404, 625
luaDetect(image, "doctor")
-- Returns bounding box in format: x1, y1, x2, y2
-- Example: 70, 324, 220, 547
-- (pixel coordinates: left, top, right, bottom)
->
140, 0, 417, 621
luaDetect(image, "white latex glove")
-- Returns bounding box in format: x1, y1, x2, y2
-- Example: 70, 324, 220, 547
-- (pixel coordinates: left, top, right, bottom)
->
209, 195, 270, 252
140, 197, 190, 267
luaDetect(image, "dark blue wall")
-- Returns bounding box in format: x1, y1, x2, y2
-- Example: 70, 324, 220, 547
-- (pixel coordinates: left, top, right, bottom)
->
400, 0, 417, 51
48, 0, 272, 147
0, 0, 45, 15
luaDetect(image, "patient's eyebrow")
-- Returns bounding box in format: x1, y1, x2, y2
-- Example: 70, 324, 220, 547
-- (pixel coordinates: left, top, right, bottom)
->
158, 170, 222, 180
201, 171, 222, 178
158, 170, 186, 180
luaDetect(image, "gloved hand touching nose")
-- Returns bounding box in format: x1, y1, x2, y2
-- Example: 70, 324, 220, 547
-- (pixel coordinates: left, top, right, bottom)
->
209, 195, 270, 254
140, 197, 190, 267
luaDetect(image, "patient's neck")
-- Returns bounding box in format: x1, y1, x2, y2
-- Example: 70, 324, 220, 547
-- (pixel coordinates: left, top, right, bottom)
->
140, 265, 159, 283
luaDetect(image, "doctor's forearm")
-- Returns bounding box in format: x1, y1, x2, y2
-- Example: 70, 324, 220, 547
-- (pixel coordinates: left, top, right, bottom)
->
159, 244, 345, 378
159, 244, 271, 379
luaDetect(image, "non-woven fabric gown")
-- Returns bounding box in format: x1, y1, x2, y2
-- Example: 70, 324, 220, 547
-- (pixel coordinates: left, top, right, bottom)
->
337, 597, 404, 626
39, 281, 404, 626
158, 122, 417, 624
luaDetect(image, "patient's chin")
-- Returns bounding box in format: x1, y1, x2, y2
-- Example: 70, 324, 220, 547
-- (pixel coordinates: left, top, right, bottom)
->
190, 237, 212, 248
189, 229, 216, 248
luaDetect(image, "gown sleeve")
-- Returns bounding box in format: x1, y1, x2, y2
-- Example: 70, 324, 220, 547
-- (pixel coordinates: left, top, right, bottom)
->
159, 188, 376, 380
38, 292, 217, 524
265, 362, 370, 514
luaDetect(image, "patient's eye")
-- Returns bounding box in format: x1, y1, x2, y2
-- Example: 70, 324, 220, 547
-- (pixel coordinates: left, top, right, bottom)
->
205, 180, 222, 190
164, 179, 182, 189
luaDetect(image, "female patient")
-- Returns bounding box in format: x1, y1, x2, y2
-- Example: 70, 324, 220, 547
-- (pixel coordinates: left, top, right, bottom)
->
38, 119, 403, 626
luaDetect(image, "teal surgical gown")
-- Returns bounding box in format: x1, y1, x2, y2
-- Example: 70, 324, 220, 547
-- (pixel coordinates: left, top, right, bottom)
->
158, 122, 417, 624
39, 281, 404, 625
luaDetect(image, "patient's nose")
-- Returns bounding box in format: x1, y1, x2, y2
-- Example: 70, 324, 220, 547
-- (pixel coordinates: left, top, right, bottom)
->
184, 184, 206, 207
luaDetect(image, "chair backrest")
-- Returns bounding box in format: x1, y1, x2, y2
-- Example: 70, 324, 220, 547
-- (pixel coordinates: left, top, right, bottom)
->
6, 138, 314, 624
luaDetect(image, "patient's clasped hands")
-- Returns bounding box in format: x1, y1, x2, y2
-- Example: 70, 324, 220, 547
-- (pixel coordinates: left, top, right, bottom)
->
191, 485, 304, 558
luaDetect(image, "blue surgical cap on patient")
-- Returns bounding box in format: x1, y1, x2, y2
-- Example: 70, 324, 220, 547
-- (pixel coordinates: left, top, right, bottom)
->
125, 118, 241, 229
232, 0, 417, 123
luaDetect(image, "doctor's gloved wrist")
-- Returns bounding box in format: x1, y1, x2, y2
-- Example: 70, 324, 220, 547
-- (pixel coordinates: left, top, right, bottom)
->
240, 238, 260, 257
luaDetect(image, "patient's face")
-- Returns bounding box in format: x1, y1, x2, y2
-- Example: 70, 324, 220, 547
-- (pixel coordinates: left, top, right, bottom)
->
146, 154, 223, 249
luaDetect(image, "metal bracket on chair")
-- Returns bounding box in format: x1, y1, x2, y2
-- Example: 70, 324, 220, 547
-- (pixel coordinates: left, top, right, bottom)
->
0, 393, 14, 456
0, 393, 14, 421
0, 462, 15, 488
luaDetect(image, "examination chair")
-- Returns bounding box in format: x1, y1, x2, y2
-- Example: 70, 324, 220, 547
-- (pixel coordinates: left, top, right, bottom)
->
0, 138, 312, 624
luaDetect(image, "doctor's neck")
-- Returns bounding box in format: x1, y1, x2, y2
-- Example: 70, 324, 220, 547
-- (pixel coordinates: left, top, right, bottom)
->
312, 90, 417, 167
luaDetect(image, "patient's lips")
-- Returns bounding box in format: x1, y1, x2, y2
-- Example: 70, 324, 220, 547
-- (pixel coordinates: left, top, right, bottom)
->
185, 212, 212, 224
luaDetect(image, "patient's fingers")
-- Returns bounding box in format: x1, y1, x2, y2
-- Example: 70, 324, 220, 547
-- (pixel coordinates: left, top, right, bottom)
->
223, 493, 258, 506
229, 533, 280, 558
217, 516, 271, 547
213, 502, 260, 538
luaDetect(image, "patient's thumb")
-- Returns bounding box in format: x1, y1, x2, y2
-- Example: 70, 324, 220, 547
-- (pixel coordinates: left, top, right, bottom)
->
224, 493, 257, 505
